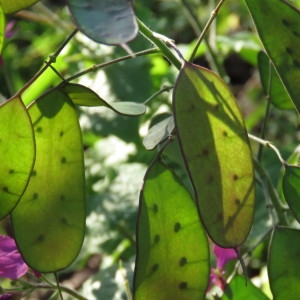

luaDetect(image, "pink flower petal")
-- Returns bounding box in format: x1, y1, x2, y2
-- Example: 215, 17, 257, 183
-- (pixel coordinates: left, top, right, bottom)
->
0, 236, 28, 280
213, 244, 237, 269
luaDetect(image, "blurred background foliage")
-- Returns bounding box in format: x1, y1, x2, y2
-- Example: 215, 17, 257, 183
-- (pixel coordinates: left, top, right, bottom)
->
1, 0, 300, 299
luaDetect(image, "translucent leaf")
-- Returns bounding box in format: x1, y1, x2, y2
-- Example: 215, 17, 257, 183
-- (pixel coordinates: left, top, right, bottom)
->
11, 89, 85, 272
134, 161, 210, 300
143, 115, 174, 150
0, 97, 35, 220
222, 275, 269, 299
268, 226, 300, 299
62, 83, 146, 116
173, 61, 255, 248
245, 0, 300, 113
258, 51, 294, 110
0, 0, 40, 14
66, 0, 138, 45
282, 164, 300, 222
0, 5, 4, 54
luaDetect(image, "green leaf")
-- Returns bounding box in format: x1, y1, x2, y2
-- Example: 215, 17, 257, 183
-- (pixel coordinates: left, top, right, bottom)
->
268, 226, 300, 299
143, 115, 174, 150
0, 97, 35, 220
222, 275, 269, 300
282, 164, 300, 222
11, 89, 85, 272
134, 161, 210, 300
245, 0, 300, 113
173, 61, 255, 248
0, 0, 40, 14
0, 5, 4, 54
66, 0, 138, 45
258, 51, 294, 110
62, 83, 146, 116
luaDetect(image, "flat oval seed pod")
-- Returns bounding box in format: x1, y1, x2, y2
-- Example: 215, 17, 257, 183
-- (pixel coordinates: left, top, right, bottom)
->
62, 83, 146, 116
173, 61, 255, 248
11, 89, 85, 272
245, 0, 300, 112
268, 226, 300, 299
134, 161, 210, 300
282, 164, 300, 223
0, 96, 35, 220
67, 0, 138, 45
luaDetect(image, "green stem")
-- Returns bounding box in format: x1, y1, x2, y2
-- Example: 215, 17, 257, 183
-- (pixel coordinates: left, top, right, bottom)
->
253, 158, 289, 226
65, 48, 159, 82
257, 59, 273, 161
248, 134, 286, 165
15, 29, 78, 97
137, 18, 182, 70
189, 0, 227, 62
180, 0, 227, 78
143, 86, 173, 104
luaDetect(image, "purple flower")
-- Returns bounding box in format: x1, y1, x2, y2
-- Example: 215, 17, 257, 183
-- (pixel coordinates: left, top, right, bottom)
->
208, 244, 237, 291
4, 21, 17, 39
0, 235, 28, 280
0, 21, 17, 65
0, 294, 13, 300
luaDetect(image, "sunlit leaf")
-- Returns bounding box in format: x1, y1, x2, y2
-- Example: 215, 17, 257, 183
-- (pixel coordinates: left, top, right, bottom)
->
0, 5, 4, 54
245, 0, 300, 113
173, 61, 255, 248
62, 83, 146, 116
282, 164, 300, 223
11, 89, 85, 272
258, 51, 294, 110
222, 275, 269, 299
268, 226, 300, 299
66, 0, 138, 45
0, 96, 35, 220
0, 0, 40, 14
143, 115, 174, 150
134, 161, 210, 300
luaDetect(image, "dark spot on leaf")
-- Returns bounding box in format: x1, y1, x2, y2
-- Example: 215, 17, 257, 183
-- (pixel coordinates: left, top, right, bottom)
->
285, 47, 293, 55
61, 217, 68, 225
187, 104, 195, 112
233, 174, 238, 181
36, 127, 42, 133
223, 130, 228, 137
60, 195, 66, 201
154, 234, 160, 244
152, 263, 159, 272
213, 103, 219, 110
202, 148, 209, 156
235, 198, 241, 206
281, 19, 290, 27
33, 193, 38, 200
32, 170, 37, 176
293, 60, 300, 68
179, 282, 188, 290
293, 31, 300, 37
207, 175, 214, 183
153, 204, 158, 213
61, 156, 67, 163
60, 131, 64, 137
217, 212, 223, 220
2, 186, 8, 192
9, 169, 15, 174
174, 222, 181, 233
36, 234, 45, 243
179, 257, 187, 266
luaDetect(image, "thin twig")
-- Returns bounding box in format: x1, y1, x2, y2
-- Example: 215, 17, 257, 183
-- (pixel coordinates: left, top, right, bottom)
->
189, 0, 227, 62
248, 134, 286, 165
15, 29, 78, 97
64, 48, 159, 82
